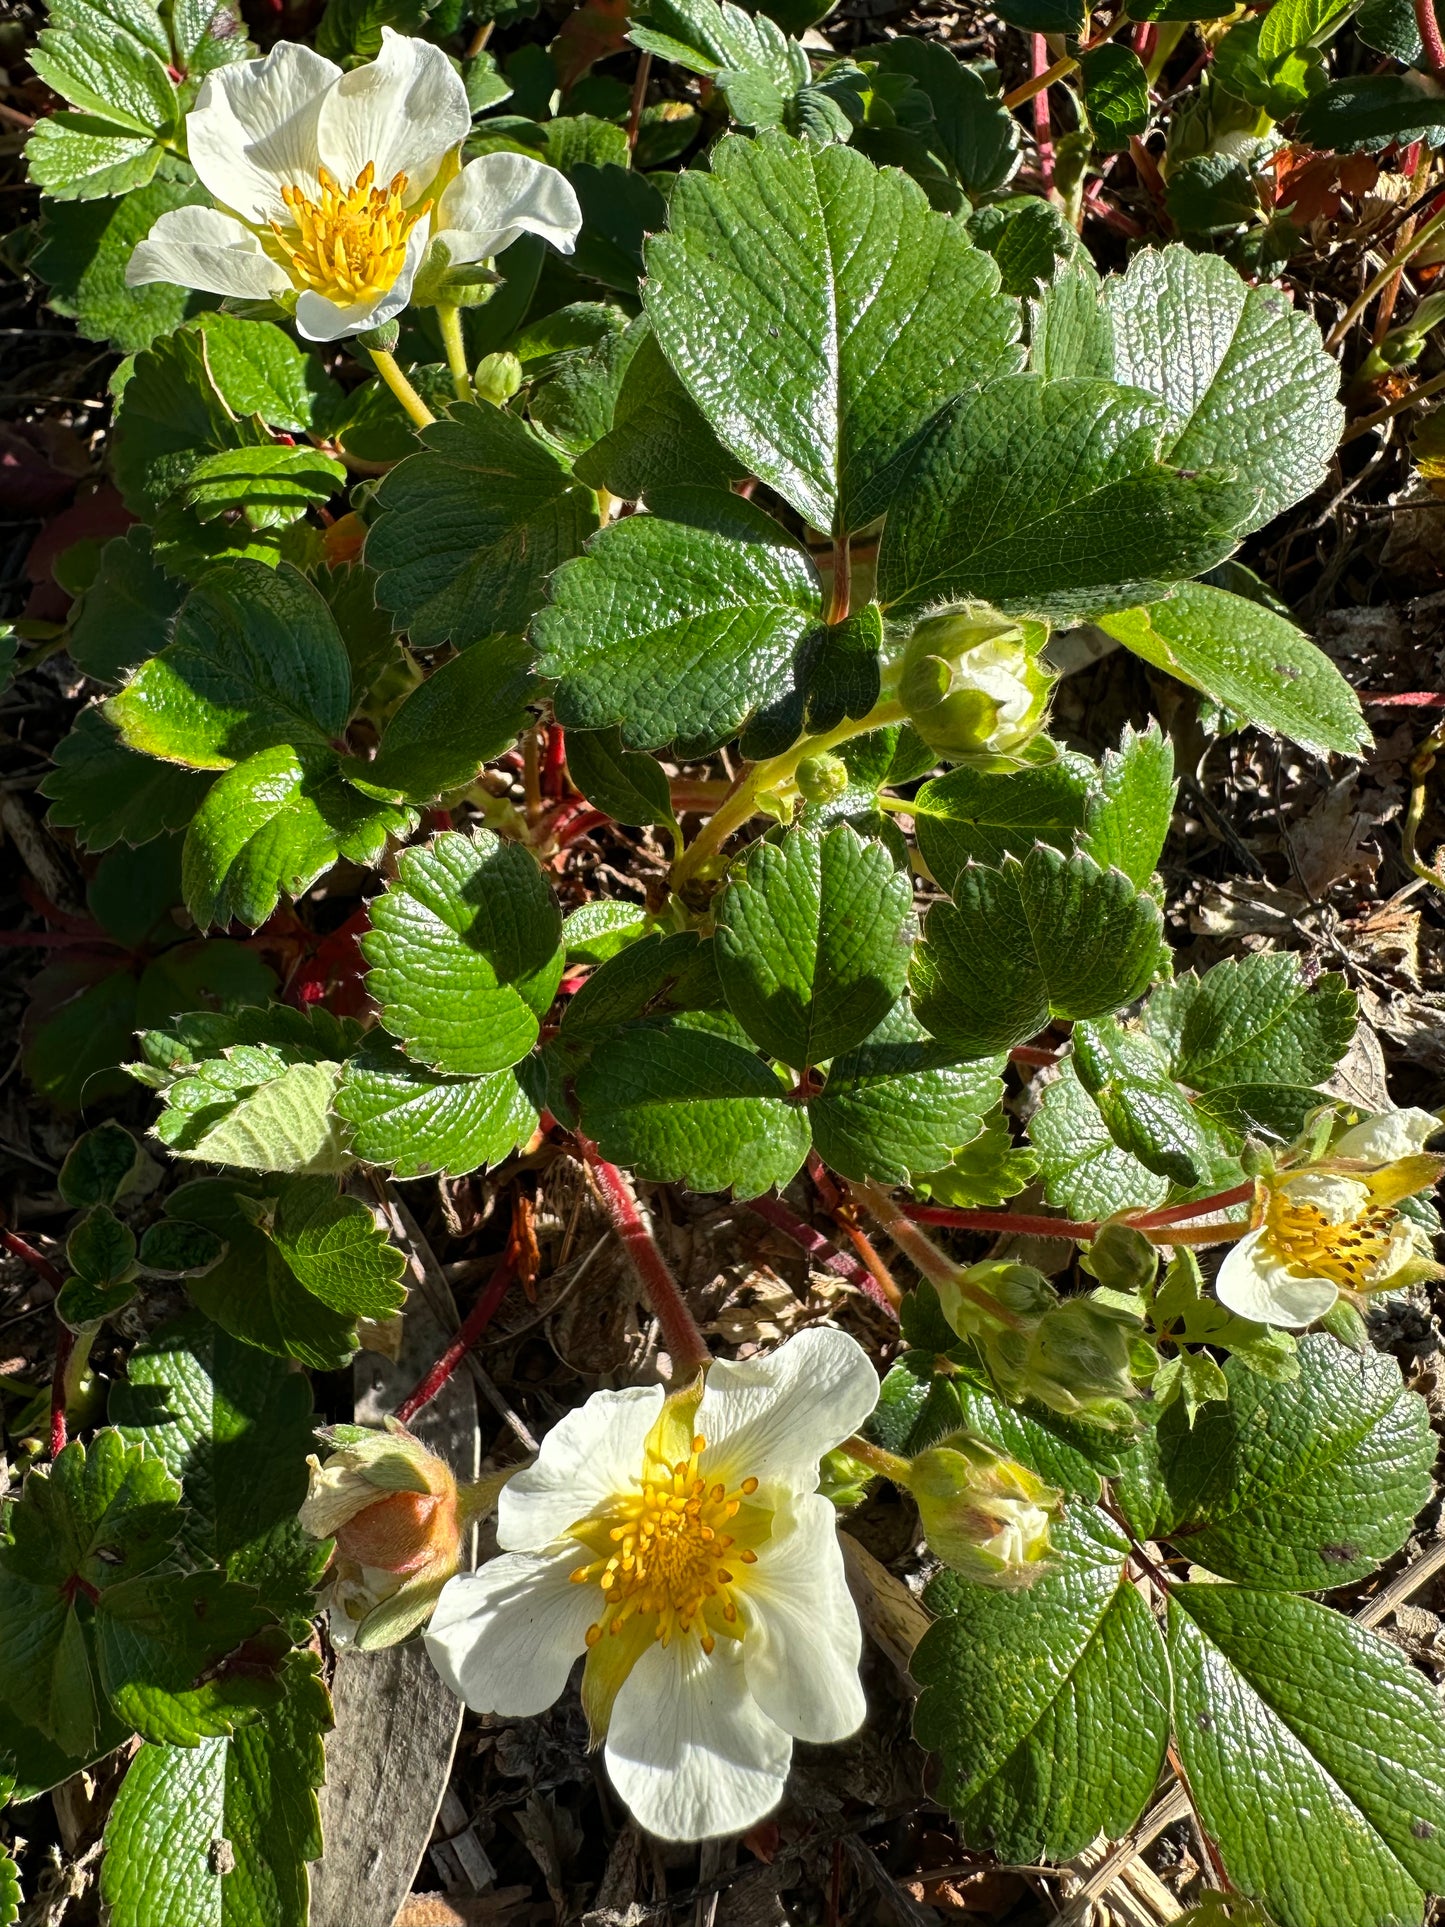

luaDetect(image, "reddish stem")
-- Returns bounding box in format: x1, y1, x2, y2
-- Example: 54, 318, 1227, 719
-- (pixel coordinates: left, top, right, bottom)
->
554, 808, 610, 850
51, 1325, 74, 1460
2, 1228, 64, 1288
393, 1257, 515, 1425
904, 1204, 1101, 1240
1009, 1045, 1060, 1068
1128, 1181, 1256, 1229
1031, 35, 1055, 194
1132, 19, 1158, 62
543, 724, 568, 800
1416, 0, 1445, 76
745, 1195, 898, 1319
577, 1139, 712, 1378
1362, 691, 1445, 708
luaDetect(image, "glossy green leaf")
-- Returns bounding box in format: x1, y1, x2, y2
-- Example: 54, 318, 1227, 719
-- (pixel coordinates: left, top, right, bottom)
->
912, 758, 1095, 895
333, 1036, 539, 1179
42, 706, 213, 851
1072, 1017, 1214, 1188
1029, 1059, 1169, 1218
350, 636, 541, 805
564, 727, 677, 830
1078, 720, 1176, 887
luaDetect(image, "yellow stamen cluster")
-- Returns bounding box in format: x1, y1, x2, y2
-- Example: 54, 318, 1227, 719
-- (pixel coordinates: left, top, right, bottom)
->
571, 1434, 761, 1654
1263, 1187, 1398, 1292
272, 163, 429, 307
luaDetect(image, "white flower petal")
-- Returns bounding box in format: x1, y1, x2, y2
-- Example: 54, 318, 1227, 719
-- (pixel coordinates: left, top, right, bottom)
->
125, 205, 292, 300
292, 215, 429, 342
433, 152, 582, 264
1335, 1107, 1443, 1164
316, 27, 470, 206
698, 1327, 879, 1493
187, 41, 341, 225
742, 1491, 866, 1744
1215, 1227, 1338, 1329
605, 1635, 793, 1841
1279, 1172, 1371, 1220
497, 1383, 665, 1552
423, 1547, 595, 1715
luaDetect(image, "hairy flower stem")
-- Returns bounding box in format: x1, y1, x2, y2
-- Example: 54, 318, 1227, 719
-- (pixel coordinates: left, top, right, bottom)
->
368, 347, 437, 429
842, 1435, 913, 1484
670, 700, 907, 897
906, 1195, 1253, 1247
394, 1255, 516, 1424
577, 1137, 713, 1380
437, 303, 473, 403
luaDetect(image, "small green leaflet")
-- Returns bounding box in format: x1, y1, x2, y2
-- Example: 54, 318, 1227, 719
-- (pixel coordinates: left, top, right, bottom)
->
1029, 1058, 1169, 1218
334, 1036, 540, 1179
348, 637, 542, 806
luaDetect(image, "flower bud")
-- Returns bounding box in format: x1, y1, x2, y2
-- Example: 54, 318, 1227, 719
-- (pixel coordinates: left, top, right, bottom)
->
301, 1420, 464, 1650
796, 751, 851, 805
897, 609, 1054, 762
907, 1436, 1061, 1587
1023, 1295, 1142, 1429
1081, 1220, 1158, 1295
474, 351, 522, 407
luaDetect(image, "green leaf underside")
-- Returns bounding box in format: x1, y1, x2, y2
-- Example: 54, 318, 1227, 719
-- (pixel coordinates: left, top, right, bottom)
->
535, 486, 824, 756
1170, 1586, 1445, 1927
878, 375, 1255, 623
911, 846, 1164, 1058
362, 830, 563, 1077
643, 130, 1024, 535
576, 1020, 812, 1197
914, 1504, 1168, 1860
715, 823, 916, 1069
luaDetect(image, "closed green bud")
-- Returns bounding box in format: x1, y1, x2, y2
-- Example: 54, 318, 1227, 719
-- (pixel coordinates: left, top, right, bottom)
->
898, 606, 1054, 763
474, 351, 522, 406
897, 652, 953, 712
1081, 1220, 1158, 1294
1024, 1295, 1142, 1429
818, 1446, 874, 1509
796, 751, 850, 804
936, 1259, 1057, 1343
907, 1435, 1061, 1587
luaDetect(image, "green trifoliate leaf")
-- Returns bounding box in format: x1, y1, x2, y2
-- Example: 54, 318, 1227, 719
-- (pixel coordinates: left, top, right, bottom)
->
714, 823, 916, 1069
575, 1020, 812, 1197
67, 528, 183, 685
1072, 1018, 1214, 1188
0, 1432, 270, 1758
535, 486, 824, 756
42, 706, 213, 851
1153, 1348, 1230, 1424
29, 8, 177, 137
179, 445, 347, 532
334, 1036, 539, 1179
1144, 951, 1357, 1137
863, 39, 1021, 194
112, 1311, 327, 1628
912, 758, 1095, 895
572, 327, 745, 500
101, 1648, 329, 1927
1077, 720, 1176, 887
148, 1039, 353, 1177
25, 114, 165, 199
59, 1121, 142, 1208
1148, 1249, 1299, 1390
911, 846, 1164, 1058
265, 1177, 406, 1321
367, 401, 599, 651
1157, 1335, 1434, 1591
643, 130, 1023, 535
1169, 1584, 1445, 1927
1098, 582, 1369, 760
561, 727, 677, 831
107, 561, 351, 771
348, 636, 541, 806
1102, 244, 1342, 531
1029, 1059, 1169, 1219
914, 1503, 1168, 1859
809, 1001, 1004, 1184
182, 745, 413, 929
878, 376, 1255, 624
32, 174, 213, 355
362, 830, 563, 1077
918, 1109, 1039, 1209
163, 1179, 359, 1371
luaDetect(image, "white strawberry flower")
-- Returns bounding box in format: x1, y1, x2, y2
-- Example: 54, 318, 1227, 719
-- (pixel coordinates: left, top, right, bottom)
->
424, 1327, 879, 1842
126, 30, 581, 342
1215, 1107, 1443, 1329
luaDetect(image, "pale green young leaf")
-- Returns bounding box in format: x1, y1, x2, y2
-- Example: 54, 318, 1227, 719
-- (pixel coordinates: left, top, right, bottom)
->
911, 846, 1164, 1058
643, 130, 1023, 534
535, 487, 824, 756
918, 1109, 1040, 1208
101, 1648, 329, 1927
362, 830, 563, 1077
368, 402, 599, 651
575, 1021, 812, 1197
1170, 1585, 1445, 1927
809, 1001, 1004, 1184
714, 823, 916, 1069
25, 114, 163, 200
1144, 951, 1357, 1100
1102, 243, 1343, 530
1078, 721, 1176, 887
1098, 583, 1368, 759
151, 1048, 353, 1176
107, 561, 351, 770
266, 1177, 406, 1320
914, 1504, 1168, 1859
333, 1036, 539, 1179
878, 376, 1255, 623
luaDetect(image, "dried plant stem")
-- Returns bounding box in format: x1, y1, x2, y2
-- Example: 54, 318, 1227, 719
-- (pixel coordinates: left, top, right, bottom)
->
394, 1256, 515, 1425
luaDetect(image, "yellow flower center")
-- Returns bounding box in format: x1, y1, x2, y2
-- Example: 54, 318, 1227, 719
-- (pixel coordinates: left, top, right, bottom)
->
570, 1433, 763, 1654
1263, 1186, 1399, 1292
272, 163, 430, 308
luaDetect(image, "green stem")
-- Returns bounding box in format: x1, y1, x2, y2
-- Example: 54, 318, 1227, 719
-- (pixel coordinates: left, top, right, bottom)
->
842, 1435, 913, 1485
1327, 200, 1445, 351
437, 304, 473, 404
670, 699, 906, 897
369, 348, 436, 430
